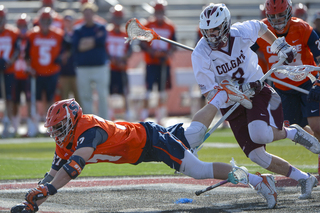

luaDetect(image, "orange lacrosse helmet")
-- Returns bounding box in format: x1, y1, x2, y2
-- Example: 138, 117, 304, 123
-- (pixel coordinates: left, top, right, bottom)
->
264, 0, 292, 34
45, 98, 83, 148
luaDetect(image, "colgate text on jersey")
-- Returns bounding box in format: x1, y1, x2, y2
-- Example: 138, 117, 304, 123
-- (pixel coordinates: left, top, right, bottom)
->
216, 51, 246, 75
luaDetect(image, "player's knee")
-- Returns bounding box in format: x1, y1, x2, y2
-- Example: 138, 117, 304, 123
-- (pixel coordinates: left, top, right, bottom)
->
248, 147, 272, 169
179, 150, 213, 179
248, 120, 273, 144
309, 122, 320, 137
184, 121, 207, 148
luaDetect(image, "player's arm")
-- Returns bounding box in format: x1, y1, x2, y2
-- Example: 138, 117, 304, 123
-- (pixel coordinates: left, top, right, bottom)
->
259, 21, 296, 64
307, 30, 320, 65
25, 147, 94, 209
7, 37, 21, 66
306, 30, 320, 102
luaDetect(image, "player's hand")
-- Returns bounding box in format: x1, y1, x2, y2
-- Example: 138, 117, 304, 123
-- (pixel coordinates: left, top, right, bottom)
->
228, 171, 239, 184
271, 37, 297, 64
10, 201, 38, 213
307, 79, 320, 102
239, 80, 262, 96
25, 183, 57, 205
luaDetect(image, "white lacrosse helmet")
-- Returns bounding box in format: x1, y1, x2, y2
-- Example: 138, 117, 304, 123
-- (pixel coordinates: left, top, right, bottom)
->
199, 3, 231, 50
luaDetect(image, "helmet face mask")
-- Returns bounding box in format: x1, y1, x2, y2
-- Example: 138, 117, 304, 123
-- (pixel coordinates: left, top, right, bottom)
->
45, 99, 82, 148
265, 0, 292, 33
199, 3, 231, 50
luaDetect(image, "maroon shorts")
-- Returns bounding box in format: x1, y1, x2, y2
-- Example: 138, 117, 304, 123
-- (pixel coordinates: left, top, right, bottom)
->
220, 84, 284, 156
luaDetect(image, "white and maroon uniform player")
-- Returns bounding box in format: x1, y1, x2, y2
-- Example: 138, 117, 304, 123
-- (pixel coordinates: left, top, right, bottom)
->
185, 3, 320, 208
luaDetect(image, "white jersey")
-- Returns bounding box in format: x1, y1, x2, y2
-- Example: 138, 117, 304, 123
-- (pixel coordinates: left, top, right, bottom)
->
192, 20, 264, 108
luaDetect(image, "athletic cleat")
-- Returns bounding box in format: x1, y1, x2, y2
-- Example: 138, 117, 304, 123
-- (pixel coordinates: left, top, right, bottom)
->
219, 79, 252, 109
289, 124, 320, 154
298, 173, 318, 199
255, 173, 277, 209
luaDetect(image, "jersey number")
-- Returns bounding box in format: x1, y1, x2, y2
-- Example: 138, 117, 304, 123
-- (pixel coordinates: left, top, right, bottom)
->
232, 68, 245, 84
39, 46, 51, 65
87, 154, 122, 163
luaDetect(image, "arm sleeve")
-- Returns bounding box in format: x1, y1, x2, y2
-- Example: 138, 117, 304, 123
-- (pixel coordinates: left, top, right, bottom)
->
51, 152, 68, 171
250, 42, 260, 52
307, 30, 320, 65
76, 127, 108, 150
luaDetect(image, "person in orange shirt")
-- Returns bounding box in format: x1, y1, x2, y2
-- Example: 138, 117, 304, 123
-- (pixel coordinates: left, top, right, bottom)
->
106, 4, 132, 121
0, 5, 21, 138
12, 13, 38, 137
253, 0, 320, 148
25, 7, 64, 133
32, 0, 64, 30
11, 98, 272, 212
139, 0, 177, 124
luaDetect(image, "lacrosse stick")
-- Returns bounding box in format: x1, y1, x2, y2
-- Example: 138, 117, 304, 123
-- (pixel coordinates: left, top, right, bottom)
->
125, 18, 194, 51
195, 158, 252, 196
267, 77, 309, 95
203, 57, 286, 141
273, 65, 320, 82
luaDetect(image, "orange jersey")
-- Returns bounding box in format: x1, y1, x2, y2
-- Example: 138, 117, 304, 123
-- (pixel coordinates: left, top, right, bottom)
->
26, 26, 64, 76
256, 17, 317, 90
144, 17, 176, 65
106, 27, 130, 71
55, 114, 147, 165
14, 37, 29, 80
0, 25, 20, 74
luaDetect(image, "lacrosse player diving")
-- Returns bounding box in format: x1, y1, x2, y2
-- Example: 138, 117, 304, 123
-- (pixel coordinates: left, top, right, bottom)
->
183, 3, 320, 208
11, 98, 265, 213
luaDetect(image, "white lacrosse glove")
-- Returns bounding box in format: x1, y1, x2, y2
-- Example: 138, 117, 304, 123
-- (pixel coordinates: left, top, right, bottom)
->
271, 37, 297, 64
207, 80, 252, 109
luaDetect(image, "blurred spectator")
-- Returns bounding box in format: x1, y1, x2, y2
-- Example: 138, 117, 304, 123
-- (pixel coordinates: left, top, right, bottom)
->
0, 5, 20, 137
33, 0, 64, 30
313, 11, 320, 36
59, 10, 80, 102
25, 7, 64, 134
73, 2, 109, 119
12, 13, 38, 137
139, 0, 176, 124
73, 0, 107, 28
293, 3, 308, 22
106, 4, 133, 121
259, 3, 267, 19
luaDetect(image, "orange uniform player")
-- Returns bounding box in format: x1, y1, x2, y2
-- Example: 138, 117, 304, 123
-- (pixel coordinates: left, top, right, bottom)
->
11, 98, 253, 212
256, 17, 317, 90
26, 26, 63, 77
25, 7, 64, 131
139, 0, 177, 124
106, 4, 132, 120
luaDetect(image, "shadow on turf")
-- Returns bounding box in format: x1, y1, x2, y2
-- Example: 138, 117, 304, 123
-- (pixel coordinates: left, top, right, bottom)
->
95, 202, 278, 213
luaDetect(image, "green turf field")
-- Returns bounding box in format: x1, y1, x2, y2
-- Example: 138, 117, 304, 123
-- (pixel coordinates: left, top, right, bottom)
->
0, 128, 318, 180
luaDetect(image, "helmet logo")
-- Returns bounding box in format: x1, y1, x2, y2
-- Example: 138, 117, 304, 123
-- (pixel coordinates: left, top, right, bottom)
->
207, 20, 210, 26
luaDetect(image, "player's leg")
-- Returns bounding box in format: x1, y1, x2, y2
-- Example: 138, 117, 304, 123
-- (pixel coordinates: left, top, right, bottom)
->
108, 70, 119, 121
140, 64, 156, 121
93, 64, 109, 119
76, 67, 94, 115
156, 65, 171, 124
11, 78, 21, 136
44, 73, 59, 113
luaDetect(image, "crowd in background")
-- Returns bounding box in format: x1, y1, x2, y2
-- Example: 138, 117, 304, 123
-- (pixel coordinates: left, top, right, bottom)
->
0, 0, 320, 138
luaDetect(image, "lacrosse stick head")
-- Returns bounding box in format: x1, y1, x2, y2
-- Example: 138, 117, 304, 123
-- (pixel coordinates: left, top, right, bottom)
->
229, 158, 253, 188
125, 18, 160, 44
274, 65, 320, 81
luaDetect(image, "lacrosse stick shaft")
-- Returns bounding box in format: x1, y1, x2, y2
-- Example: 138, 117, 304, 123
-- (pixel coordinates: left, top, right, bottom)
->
195, 179, 229, 196
203, 58, 286, 141
267, 77, 309, 95
160, 37, 194, 51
